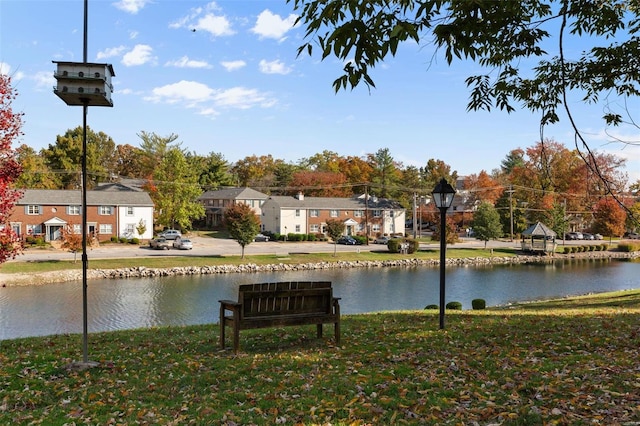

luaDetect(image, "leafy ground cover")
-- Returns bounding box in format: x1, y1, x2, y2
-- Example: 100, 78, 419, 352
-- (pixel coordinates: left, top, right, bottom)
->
2, 290, 639, 424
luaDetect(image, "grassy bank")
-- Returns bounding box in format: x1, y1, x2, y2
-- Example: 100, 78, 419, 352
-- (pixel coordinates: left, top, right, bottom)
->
0, 247, 516, 275
2, 290, 639, 425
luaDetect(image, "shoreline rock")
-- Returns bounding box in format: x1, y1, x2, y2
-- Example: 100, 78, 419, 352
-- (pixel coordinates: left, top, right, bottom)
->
1, 250, 638, 287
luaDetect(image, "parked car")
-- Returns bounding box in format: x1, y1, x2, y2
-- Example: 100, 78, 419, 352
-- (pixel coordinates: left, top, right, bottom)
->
173, 238, 193, 250
565, 232, 583, 240
374, 236, 390, 244
582, 233, 595, 240
336, 236, 358, 245
159, 229, 182, 240
625, 232, 640, 239
254, 233, 270, 242
594, 233, 603, 240
149, 237, 171, 250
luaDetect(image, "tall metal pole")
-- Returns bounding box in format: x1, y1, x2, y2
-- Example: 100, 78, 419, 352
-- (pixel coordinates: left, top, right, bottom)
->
81, 0, 90, 365
439, 206, 447, 329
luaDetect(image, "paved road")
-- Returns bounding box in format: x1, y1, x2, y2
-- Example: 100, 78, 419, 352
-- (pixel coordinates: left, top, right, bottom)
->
8, 236, 527, 263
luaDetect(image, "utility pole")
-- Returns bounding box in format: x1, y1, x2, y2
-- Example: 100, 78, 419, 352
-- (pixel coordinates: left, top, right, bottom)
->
507, 186, 514, 242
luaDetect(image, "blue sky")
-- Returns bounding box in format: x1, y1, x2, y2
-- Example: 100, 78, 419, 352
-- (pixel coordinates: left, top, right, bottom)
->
2, 0, 639, 183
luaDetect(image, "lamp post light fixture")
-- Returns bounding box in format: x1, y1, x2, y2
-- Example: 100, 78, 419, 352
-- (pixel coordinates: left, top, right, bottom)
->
432, 178, 456, 329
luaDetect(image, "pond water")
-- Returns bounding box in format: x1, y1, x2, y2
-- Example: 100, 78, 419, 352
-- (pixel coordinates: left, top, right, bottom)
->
1, 258, 638, 340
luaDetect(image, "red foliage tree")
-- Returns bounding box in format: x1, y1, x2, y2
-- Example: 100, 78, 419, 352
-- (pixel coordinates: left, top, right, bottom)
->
289, 170, 351, 197
0, 74, 24, 264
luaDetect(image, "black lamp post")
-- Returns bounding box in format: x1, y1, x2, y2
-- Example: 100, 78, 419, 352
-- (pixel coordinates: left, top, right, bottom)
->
432, 178, 456, 329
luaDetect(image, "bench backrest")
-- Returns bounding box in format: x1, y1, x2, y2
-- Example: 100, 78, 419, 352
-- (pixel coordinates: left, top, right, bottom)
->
239, 281, 333, 319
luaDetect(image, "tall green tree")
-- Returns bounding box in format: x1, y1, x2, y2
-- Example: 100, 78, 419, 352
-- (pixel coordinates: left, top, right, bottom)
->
187, 151, 234, 191
547, 202, 569, 241
42, 126, 117, 189
14, 144, 60, 189
471, 202, 502, 249
368, 148, 400, 198
223, 202, 260, 259
152, 147, 204, 230
138, 131, 181, 179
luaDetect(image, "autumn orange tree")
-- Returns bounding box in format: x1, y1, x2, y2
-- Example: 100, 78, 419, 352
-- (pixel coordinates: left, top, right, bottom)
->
289, 170, 351, 197
592, 198, 626, 241
60, 223, 82, 263
0, 74, 23, 265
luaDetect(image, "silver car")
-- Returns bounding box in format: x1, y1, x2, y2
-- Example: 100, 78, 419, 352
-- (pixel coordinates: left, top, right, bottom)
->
173, 238, 193, 250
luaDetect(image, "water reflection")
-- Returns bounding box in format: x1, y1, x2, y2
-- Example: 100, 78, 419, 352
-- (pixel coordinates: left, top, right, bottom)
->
1, 258, 637, 340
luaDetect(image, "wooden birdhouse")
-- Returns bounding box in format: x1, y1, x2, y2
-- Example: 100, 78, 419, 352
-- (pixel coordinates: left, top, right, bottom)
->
53, 61, 115, 107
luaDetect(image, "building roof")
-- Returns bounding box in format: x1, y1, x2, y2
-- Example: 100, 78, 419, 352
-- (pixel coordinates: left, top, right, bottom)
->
522, 221, 556, 237
263, 195, 404, 210
17, 189, 154, 206
199, 187, 268, 201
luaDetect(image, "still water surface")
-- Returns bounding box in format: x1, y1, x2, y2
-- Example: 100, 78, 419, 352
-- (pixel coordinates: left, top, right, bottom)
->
1, 258, 638, 340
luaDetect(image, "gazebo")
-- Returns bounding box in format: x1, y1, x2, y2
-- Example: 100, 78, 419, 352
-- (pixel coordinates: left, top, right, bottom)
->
521, 221, 557, 254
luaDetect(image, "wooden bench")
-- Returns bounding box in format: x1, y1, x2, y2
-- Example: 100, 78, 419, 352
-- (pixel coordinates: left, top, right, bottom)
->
219, 281, 341, 353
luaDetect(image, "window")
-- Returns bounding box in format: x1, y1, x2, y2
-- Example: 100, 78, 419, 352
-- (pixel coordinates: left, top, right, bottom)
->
126, 207, 134, 216
295, 209, 300, 217
295, 225, 301, 232
354, 210, 363, 217
310, 224, 319, 233
372, 224, 381, 232
26, 205, 41, 215
99, 206, 113, 215
99, 224, 113, 234
73, 224, 82, 234
330, 210, 338, 217
27, 224, 42, 235
125, 223, 135, 235
68, 205, 81, 215
310, 209, 319, 217
373, 210, 382, 218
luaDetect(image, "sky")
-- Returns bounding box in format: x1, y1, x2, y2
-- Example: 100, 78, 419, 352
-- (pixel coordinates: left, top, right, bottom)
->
1, 0, 640, 183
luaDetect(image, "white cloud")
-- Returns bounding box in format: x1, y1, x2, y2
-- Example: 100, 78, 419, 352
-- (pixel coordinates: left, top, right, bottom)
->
97, 46, 127, 60
165, 56, 212, 69
213, 87, 276, 109
0, 63, 24, 81
146, 80, 214, 105
145, 80, 276, 114
113, 0, 151, 14
170, 2, 234, 37
33, 71, 54, 89
251, 9, 298, 41
221, 60, 246, 71
129, 30, 139, 40
122, 44, 156, 66
196, 13, 234, 37
259, 59, 292, 75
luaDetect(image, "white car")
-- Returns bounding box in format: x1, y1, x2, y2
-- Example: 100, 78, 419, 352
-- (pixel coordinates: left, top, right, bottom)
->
173, 238, 193, 250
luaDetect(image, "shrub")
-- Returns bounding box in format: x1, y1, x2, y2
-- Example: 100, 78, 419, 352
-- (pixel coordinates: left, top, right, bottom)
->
589, 245, 596, 251
446, 301, 462, 310
110, 236, 118, 243
387, 238, 401, 253
472, 299, 486, 310
129, 238, 139, 245
563, 247, 571, 254
119, 237, 128, 244
601, 243, 609, 251
424, 304, 439, 310
618, 243, 639, 252
405, 238, 419, 254
353, 235, 367, 245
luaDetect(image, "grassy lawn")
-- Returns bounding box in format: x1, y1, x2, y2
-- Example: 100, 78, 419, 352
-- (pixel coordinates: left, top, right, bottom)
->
0, 247, 516, 274
2, 290, 639, 424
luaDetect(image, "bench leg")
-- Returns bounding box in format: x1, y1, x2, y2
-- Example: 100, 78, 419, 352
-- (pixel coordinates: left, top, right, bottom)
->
316, 324, 323, 339
219, 306, 226, 349
233, 316, 240, 354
